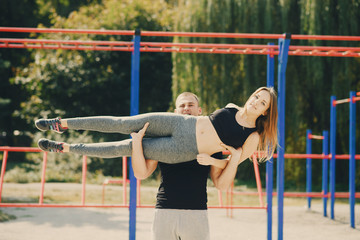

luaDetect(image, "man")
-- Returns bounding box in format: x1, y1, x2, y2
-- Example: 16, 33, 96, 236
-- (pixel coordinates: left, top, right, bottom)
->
131, 92, 239, 240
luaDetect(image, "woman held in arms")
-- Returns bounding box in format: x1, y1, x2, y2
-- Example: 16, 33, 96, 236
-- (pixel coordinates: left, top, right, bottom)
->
35, 87, 278, 169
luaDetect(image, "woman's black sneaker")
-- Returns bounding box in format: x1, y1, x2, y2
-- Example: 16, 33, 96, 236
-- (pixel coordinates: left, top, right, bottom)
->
38, 138, 64, 153
35, 117, 67, 133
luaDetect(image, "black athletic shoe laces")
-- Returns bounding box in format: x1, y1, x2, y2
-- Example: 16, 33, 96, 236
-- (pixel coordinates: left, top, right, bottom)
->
38, 138, 64, 153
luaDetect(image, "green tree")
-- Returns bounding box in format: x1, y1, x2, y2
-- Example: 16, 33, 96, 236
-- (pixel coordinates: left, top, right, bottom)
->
172, 0, 283, 184
173, 0, 360, 190
0, 0, 101, 146
0, 0, 39, 146
13, 0, 174, 177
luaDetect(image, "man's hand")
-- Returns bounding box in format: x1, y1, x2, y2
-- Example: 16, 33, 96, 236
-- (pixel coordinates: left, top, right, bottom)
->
130, 122, 149, 142
130, 122, 158, 180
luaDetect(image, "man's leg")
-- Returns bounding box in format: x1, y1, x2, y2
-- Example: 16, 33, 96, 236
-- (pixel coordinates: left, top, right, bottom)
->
178, 210, 210, 240
151, 209, 179, 240
151, 209, 210, 240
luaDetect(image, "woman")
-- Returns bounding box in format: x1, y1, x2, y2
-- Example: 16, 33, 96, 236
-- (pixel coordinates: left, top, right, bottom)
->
35, 87, 278, 166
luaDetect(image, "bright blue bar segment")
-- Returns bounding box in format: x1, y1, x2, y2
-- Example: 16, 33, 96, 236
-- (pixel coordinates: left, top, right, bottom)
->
266, 42, 274, 240
329, 96, 336, 220
129, 30, 141, 240
349, 91, 356, 228
277, 35, 290, 240
306, 129, 312, 209
322, 130, 329, 217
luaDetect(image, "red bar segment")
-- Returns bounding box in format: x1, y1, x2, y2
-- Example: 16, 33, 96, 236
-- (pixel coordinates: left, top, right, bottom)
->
0, 151, 9, 203
39, 152, 48, 204
308, 133, 324, 140
1, 27, 360, 41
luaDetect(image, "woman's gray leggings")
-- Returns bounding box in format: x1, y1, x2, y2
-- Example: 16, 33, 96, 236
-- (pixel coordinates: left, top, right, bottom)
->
67, 113, 199, 164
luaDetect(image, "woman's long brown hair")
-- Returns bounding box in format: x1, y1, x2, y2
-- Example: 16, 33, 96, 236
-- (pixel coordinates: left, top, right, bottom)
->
246, 87, 278, 162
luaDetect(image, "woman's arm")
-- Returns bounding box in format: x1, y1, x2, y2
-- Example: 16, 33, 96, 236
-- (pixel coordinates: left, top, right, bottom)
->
210, 134, 260, 191
238, 132, 260, 163
197, 153, 228, 169
130, 122, 158, 180
210, 144, 242, 191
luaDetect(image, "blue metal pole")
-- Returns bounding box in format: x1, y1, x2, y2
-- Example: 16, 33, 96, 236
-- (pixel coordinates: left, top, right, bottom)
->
129, 29, 141, 240
306, 129, 312, 209
329, 96, 336, 220
266, 42, 274, 240
277, 34, 291, 240
349, 91, 356, 228
322, 130, 329, 217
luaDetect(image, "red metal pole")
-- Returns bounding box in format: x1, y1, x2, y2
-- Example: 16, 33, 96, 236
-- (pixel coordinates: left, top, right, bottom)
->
2, 38, 360, 57
226, 186, 230, 217
217, 190, 223, 207
334, 98, 351, 105
123, 156, 127, 205
0, 27, 134, 36
272, 153, 360, 160
0, 150, 8, 203
81, 156, 87, 205
252, 155, 264, 207
0, 146, 41, 152
308, 133, 324, 140
0, 203, 130, 208
39, 152, 48, 204
2, 27, 360, 41
353, 96, 360, 102
0, 202, 267, 209
230, 182, 234, 218
226, 183, 234, 217
102, 181, 106, 205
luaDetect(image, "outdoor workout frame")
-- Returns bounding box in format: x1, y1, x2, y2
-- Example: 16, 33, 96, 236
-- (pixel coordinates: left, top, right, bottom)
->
331, 92, 360, 228
1, 27, 360, 240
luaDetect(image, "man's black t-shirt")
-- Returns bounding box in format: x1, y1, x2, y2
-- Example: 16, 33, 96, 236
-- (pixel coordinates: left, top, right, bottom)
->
155, 152, 222, 210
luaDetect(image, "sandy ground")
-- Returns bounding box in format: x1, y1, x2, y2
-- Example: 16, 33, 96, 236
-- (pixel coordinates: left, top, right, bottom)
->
1, 203, 360, 240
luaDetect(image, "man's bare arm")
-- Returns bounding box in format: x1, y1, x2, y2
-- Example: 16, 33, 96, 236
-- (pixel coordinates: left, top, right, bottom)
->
130, 122, 158, 179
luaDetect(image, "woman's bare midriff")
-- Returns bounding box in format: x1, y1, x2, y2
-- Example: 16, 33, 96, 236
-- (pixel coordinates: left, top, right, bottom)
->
196, 116, 225, 155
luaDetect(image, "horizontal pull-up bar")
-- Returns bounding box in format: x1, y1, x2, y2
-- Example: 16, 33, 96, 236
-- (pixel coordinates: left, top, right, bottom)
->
1, 147, 358, 160
0, 146, 41, 152
333, 94, 360, 105
272, 153, 360, 160
1, 38, 360, 57
1, 27, 360, 41
307, 133, 324, 140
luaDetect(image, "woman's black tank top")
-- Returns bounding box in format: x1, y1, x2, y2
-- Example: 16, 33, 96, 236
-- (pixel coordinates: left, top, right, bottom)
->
209, 107, 256, 149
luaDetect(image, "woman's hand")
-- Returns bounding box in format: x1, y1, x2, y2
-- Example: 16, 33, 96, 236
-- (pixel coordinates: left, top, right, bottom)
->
197, 153, 228, 169
220, 143, 243, 163
210, 144, 243, 191
130, 122, 149, 142
197, 153, 214, 166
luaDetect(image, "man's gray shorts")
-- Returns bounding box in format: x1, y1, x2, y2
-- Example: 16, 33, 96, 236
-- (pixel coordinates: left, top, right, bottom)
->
151, 209, 210, 240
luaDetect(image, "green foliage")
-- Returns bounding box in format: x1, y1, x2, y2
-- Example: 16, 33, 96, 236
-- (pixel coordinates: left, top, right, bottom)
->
0, 0, 101, 147
3, 0, 174, 180
173, 0, 360, 189
172, 0, 283, 114
4, 165, 41, 183
1, 0, 359, 190
15, 0, 174, 123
